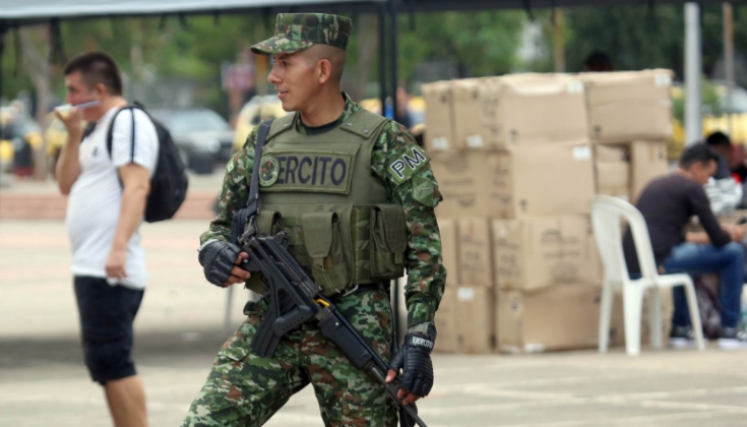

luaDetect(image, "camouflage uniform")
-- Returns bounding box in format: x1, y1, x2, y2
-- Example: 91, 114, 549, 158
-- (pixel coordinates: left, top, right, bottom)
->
183, 13, 446, 427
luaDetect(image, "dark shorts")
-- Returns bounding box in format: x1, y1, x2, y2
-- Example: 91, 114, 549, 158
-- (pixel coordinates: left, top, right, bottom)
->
74, 276, 144, 385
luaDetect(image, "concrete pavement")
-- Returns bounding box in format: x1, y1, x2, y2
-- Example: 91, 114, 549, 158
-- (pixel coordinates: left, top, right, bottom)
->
2, 219, 747, 427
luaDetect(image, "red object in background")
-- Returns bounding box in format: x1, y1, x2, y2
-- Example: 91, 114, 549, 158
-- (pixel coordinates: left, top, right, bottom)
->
731, 145, 747, 183
731, 144, 745, 168
13, 166, 34, 178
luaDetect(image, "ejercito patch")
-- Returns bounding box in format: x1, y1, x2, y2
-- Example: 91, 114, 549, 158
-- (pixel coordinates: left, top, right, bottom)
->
388, 145, 429, 185
258, 155, 280, 187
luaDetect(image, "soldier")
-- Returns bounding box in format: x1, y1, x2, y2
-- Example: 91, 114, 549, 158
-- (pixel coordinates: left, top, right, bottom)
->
184, 13, 446, 427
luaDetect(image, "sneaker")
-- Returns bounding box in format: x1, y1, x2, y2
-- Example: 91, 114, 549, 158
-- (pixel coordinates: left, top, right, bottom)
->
718, 327, 747, 349
669, 325, 696, 348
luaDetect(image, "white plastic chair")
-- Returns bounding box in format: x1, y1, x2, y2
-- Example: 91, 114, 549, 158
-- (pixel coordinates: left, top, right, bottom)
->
591, 195, 705, 356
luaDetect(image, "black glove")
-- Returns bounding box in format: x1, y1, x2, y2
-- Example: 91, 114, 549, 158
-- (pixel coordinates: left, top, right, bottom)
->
198, 240, 247, 287
390, 333, 435, 397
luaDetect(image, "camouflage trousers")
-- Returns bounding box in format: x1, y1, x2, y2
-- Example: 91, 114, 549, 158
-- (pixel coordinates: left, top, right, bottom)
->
182, 289, 398, 427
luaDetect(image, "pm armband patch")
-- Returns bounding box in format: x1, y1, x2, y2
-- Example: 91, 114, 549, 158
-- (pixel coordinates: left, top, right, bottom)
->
388, 145, 429, 185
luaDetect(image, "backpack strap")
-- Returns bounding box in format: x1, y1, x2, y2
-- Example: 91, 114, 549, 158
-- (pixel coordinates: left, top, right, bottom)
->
106, 105, 142, 163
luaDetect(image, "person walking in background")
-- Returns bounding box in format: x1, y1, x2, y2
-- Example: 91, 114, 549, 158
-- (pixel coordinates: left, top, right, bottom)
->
55, 51, 157, 427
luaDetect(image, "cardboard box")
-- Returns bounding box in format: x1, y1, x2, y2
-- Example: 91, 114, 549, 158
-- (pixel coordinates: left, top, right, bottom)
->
493, 215, 602, 291
456, 217, 494, 288
482, 74, 589, 149
494, 142, 596, 218
433, 284, 459, 353
438, 218, 459, 286
582, 70, 674, 143
497, 284, 601, 353
630, 141, 669, 202
596, 161, 631, 200
595, 144, 628, 163
451, 78, 487, 150
432, 142, 595, 219
431, 150, 501, 218
422, 81, 454, 152
456, 286, 496, 353
608, 287, 673, 348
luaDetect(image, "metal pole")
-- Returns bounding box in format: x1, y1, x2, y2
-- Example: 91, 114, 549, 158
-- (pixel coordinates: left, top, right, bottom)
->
378, 3, 387, 118
389, 0, 399, 123
553, 8, 565, 73
723, 2, 735, 134
0, 22, 6, 104
685, 2, 702, 146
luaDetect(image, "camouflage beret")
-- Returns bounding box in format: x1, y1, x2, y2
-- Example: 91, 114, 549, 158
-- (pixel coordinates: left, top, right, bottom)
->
251, 13, 352, 55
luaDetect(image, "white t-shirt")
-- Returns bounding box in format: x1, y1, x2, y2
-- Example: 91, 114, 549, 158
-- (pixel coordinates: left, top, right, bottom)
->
65, 106, 159, 290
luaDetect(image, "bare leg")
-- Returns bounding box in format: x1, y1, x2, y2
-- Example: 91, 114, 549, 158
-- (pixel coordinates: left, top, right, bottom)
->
104, 375, 148, 427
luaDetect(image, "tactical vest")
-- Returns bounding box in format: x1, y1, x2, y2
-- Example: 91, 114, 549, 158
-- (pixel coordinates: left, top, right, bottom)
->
246, 109, 407, 296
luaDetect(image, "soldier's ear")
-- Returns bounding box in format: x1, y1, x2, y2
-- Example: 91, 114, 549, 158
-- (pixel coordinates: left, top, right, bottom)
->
317, 59, 333, 85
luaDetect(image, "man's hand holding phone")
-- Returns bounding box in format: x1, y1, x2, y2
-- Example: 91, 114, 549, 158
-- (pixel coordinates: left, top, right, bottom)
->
54, 101, 100, 138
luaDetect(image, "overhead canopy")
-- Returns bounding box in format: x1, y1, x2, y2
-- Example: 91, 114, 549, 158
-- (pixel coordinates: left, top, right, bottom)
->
0, 0, 386, 27
398, 0, 735, 13
0, 0, 739, 27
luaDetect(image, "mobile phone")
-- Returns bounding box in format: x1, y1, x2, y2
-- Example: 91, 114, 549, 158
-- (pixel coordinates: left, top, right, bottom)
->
55, 100, 100, 112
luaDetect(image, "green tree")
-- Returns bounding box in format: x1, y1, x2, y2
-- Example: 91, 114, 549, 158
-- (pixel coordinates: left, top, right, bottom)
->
398, 10, 524, 83
565, 5, 684, 75
564, 4, 739, 79
2, 10, 526, 108
1, 29, 35, 101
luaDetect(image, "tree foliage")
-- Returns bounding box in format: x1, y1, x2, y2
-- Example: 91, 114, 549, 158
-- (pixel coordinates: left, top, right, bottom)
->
1, 11, 526, 110
398, 10, 524, 83
565, 3, 747, 82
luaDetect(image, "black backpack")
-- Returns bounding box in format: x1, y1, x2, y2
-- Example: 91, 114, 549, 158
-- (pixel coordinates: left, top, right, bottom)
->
106, 103, 189, 222
694, 275, 721, 339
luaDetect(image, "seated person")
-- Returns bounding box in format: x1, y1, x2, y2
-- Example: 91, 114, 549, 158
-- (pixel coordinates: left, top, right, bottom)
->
705, 131, 743, 215
623, 143, 747, 349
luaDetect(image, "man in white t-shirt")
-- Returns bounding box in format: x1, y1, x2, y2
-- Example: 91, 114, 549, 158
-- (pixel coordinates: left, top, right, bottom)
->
55, 51, 157, 427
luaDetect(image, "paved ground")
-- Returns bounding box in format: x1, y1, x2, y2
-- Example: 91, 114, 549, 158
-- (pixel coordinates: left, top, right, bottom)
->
2, 219, 747, 427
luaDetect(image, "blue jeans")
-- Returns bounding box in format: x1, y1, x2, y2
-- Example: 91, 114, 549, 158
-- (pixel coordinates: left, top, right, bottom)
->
661, 242, 745, 328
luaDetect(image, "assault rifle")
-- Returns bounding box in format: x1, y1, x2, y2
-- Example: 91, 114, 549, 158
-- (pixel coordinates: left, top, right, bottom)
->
237, 222, 427, 427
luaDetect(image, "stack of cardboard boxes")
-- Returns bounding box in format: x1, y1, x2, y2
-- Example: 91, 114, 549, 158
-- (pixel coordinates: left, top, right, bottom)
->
582, 70, 676, 345
423, 70, 674, 354
583, 70, 673, 203
424, 74, 602, 354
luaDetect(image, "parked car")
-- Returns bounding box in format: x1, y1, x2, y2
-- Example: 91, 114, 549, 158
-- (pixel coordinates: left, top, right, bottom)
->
150, 108, 234, 175
358, 96, 425, 130
232, 95, 289, 152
